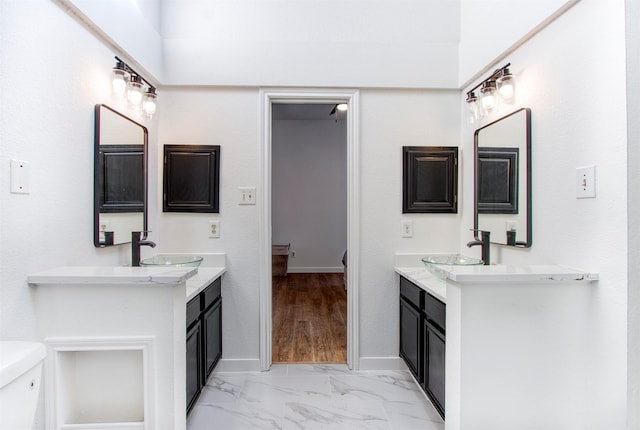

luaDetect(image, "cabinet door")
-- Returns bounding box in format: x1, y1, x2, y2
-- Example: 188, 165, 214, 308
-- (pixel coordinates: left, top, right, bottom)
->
424, 321, 445, 417
400, 297, 422, 381
186, 320, 202, 414
203, 299, 222, 379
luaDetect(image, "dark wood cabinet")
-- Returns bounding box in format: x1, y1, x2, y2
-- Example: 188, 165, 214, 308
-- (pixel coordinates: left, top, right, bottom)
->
203, 298, 222, 378
164, 145, 220, 213
186, 277, 222, 414
424, 320, 446, 416
400, 278, 423, 381
186, 320, 202, 413
399, 276, 445, 419
402, 146, 458, 213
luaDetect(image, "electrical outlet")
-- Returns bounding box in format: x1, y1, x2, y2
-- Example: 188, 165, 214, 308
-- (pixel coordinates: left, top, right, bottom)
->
209, 220, 220, 238
401, 220, 414, 238
291, 250, 296, 258
239, 187, 256, 205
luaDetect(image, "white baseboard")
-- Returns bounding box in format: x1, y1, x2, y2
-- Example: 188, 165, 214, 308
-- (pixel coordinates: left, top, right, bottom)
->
215, 358, 262, 372
215, 357, 407, 372
358, 356, 408, 371
287, 267, 344, 273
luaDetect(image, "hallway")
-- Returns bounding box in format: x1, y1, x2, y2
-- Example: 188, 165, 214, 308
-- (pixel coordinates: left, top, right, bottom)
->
272, 273, 347, 363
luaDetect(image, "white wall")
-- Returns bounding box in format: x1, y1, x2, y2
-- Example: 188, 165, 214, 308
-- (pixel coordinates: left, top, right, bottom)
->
156, 87, 461, 363
460, 0, 628, 426
626, 0, 640, 427
458, 0, 577, 86
0, 0, 157, 342
272, 118, 347, 272
62, 0, 164, 82
160, 0, 460, 88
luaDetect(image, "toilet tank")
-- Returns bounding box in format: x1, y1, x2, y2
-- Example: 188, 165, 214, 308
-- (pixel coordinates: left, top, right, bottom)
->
0, 341, 46, 430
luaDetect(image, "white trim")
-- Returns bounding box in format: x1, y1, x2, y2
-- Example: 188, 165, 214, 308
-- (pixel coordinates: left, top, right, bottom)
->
44, 336, 155, 430
358, 357, 409, 371
259, 88, 360, 371
286, 267, 344, 274
214, 358, 263, 373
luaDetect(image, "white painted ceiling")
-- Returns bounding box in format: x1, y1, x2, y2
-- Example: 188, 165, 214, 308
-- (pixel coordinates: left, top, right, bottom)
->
272, 104, 341, 120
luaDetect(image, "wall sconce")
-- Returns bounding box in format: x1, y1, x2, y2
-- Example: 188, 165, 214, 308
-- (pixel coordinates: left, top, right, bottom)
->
466, 63, 515, 121
111, 56, 158, 118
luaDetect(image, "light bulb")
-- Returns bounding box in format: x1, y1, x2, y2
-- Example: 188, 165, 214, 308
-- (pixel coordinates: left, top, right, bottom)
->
480, 80, 498, 111
143, 87, 158, 118
337, 103, 348, 111
112, 61, 129, 96
128, 75, 144, 106
497, 72, 515, 102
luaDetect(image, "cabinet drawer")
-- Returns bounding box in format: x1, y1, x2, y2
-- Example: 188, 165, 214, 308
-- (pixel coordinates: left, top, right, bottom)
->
400, 277, 423, 308
424, 293, 446, 333
186, 295, 201, 328
203, 277, 222, 309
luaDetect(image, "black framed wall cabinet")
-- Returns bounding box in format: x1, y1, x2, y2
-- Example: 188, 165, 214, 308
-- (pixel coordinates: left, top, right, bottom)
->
163, 145, 220, 213
403, 146, 458, 213
477, 147, 519, 214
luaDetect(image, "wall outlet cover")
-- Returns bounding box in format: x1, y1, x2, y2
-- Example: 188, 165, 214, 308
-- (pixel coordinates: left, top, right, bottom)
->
209, 220, 220, 238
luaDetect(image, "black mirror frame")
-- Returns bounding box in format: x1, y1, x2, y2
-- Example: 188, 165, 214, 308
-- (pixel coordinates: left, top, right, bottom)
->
93, 104, 148, 247
473, 107, 532, 247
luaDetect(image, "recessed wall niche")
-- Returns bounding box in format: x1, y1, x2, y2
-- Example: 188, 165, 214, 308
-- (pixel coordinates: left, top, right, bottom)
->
402, 146, 458, 213
163, 145, 221, 213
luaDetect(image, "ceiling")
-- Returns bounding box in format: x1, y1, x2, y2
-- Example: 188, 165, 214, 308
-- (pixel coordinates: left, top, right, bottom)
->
271, 103, 344, 120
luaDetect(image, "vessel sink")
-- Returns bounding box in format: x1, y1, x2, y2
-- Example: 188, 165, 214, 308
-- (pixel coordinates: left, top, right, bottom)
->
140, 254, 203, 267
422, 254, 484, 278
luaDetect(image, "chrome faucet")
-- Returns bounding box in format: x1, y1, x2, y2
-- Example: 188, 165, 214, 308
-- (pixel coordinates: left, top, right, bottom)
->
467, 230, 491, 265
131, 231, 156, 267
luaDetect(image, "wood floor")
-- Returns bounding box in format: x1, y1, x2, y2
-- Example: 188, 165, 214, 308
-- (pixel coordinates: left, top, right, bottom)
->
272, 273, 347, 364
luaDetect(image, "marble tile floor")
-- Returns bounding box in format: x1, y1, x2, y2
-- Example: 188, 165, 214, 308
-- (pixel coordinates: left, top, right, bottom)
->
187, 364, 445, 430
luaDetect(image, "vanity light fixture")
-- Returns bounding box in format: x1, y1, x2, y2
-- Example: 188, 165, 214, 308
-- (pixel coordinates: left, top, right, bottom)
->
111, 56, 158, 118
465, 63, 515, 120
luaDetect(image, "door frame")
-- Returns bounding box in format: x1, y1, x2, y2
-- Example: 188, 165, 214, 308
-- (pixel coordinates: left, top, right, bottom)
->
259, 88, 360, 370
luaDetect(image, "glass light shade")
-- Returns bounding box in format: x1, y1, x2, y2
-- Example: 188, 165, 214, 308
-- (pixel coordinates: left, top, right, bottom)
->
336, 103, 348, 111
128, 76, 144, 106
497, 74, 515, 101
466, 92, 479, 123
142, 88, 158, 118
480, 81, 498, 111
112, 67, 128, 96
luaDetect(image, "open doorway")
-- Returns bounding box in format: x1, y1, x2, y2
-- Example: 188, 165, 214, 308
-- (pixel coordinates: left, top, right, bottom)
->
271, 103, 348, 363
258, 89, 360, 371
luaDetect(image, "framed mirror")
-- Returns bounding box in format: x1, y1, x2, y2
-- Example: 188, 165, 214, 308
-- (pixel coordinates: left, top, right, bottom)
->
474, 108, 531, 247
94, 104, 148, 247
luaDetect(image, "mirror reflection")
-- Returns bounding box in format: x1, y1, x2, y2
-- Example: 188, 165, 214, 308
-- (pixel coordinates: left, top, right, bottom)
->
94, 104, 148, 247
474, 108, 531, 247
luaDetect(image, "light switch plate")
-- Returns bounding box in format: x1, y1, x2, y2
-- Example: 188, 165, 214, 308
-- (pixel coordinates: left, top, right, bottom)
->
10, 159, 30, 194
239, 187, 256, 205
401, 220, 414, 238
576, 165, 596, 199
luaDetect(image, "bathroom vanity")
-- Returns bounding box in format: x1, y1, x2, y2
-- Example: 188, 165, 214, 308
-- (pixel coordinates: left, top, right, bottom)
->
28, 262, 225, 430
395, 255, 598, 430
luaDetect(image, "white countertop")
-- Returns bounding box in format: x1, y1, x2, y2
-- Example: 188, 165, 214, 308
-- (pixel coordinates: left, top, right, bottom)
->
394, 254, 599, 303
431, 264, 599, 284
395, 266, 447, 302
27, 266, 198, 285
186, 267, 226, 302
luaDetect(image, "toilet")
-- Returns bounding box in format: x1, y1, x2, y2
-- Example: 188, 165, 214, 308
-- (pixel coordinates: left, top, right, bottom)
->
0, 341, 46, 430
